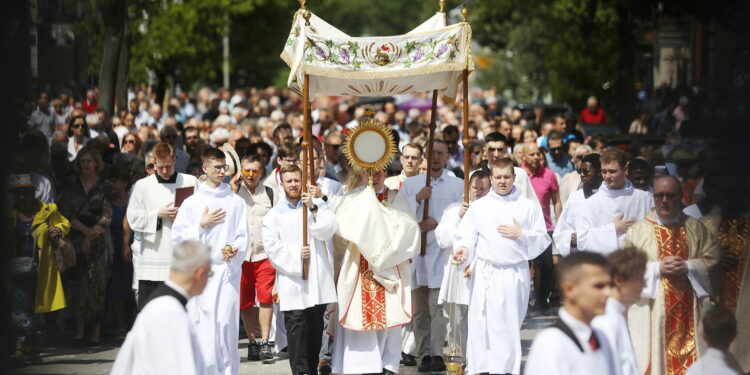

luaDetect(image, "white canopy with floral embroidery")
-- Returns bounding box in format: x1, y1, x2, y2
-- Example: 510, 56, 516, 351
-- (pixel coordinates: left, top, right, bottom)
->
281, 9, 473, 100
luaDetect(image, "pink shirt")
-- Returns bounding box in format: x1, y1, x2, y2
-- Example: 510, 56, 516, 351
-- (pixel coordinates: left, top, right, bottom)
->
523, 164, 559, 231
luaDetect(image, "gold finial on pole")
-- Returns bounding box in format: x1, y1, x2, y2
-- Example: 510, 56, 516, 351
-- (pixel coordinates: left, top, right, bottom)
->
439, 0, 446, 13
303, 9, 311, 26
461, 6, 469, 22
299, 0, 307, 9
362, 105, 375, 119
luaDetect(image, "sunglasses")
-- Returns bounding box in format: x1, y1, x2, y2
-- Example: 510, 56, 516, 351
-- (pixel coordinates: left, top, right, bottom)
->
549, 147, 564, 152
445, 140, 458, 145
327, 144, 341, 149
71, 124, 82, 129
123, 139, 136, 144
654, 192, 679, 200
242, 169, 261, 178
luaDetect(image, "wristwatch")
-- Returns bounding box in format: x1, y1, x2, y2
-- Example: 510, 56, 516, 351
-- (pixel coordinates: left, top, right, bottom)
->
321, 195, 328, 202
309, 204, 319, 212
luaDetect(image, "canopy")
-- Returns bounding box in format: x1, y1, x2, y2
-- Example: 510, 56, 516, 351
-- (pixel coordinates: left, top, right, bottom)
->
281, 10, 474, 100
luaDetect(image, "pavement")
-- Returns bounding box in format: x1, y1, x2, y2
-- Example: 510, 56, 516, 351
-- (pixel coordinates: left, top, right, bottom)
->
7, 307, 557, 375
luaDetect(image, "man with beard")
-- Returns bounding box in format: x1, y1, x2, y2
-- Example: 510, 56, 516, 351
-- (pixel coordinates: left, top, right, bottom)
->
553, 153, 603, 257
183, 126, 203, 159
172, 148, 248, 375
453, 158, 551, 375
623, 176, 718, 375
330, 168, 420, 375
385, 143, 423, 190
575, 149, 653, 255
262, 164, 337, 375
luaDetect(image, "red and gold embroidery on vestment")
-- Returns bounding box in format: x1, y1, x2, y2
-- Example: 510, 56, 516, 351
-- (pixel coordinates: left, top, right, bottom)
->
358, 188, 391, 331
652, 222, 697, 375
718, 217, 750, 312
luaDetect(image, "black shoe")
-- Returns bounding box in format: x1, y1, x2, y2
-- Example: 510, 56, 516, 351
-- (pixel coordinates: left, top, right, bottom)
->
247, 340, 261, 361
318, 360, 332, 375
431, 356, 446, 372
417, 355, 432, 372
259, 340, 273, 363
401, 352, 417, 366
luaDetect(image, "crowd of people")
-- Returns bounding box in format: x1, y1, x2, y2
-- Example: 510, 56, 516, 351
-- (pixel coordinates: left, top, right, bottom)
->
8, 83, 748, 375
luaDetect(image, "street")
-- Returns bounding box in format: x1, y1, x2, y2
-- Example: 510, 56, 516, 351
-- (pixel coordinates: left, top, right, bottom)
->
8, 309, 557, 374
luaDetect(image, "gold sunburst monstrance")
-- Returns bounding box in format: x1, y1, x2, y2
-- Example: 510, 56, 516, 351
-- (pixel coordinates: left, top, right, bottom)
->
342, 109, 397, 177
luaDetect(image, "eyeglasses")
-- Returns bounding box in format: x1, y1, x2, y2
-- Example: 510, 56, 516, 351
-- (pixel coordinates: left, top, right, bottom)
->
123, 139, 136, 144
654, 192, 679, 200
327, 144, 341, 149
209, 164, 228, 172
242, 169, 261, 177
71, 124, 82, 129
164, 134, 178, 139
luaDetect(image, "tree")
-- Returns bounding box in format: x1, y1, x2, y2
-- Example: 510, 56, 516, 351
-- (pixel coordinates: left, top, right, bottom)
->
98, 0, 128, 115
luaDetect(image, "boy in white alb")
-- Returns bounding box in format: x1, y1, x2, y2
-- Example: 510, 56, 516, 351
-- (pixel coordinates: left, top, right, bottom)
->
592, 246, 647, 375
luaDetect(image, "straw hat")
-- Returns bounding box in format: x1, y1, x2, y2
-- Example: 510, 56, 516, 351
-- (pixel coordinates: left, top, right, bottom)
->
221, 143, 241, 177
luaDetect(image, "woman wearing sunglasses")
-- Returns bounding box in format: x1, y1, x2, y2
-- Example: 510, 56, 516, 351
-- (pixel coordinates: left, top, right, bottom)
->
67, 109, 91, 161
120, 132, 144, 157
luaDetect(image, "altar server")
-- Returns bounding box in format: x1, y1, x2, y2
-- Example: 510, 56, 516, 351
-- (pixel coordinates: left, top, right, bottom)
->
262, 164, 337, 375
172, 148, 248, 375
111, 241, 211, 375
453, 158, 551, 375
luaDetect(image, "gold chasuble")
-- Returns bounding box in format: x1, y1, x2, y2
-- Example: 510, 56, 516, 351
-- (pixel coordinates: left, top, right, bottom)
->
624, 211, 718, 375
700, 211, 750, 372
332, 186, 420, 331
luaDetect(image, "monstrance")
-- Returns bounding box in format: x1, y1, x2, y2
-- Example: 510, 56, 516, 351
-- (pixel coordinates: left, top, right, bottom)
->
341, 108, 397, 184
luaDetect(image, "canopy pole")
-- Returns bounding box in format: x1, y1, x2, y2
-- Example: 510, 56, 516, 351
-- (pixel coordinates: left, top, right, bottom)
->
301, 73, 310, 280
462, 69, 470, 203
307, 99, 317, 189
420, 89, 439, 256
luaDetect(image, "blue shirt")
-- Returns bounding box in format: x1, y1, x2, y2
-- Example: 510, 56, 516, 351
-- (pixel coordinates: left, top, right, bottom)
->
545, 152, 575, 178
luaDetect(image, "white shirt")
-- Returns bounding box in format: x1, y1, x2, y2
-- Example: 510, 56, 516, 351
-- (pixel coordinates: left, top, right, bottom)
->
525, 308, 619, 375
262, 198, 337, 311
575, 180, 653, 255
237, 183, 275, 262
686, 348, 742, 375
400, 171, 464, 288
592, 298, 638, 375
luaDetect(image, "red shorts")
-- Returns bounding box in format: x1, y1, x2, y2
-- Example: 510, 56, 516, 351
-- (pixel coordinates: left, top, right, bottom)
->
240, 258, 276, 310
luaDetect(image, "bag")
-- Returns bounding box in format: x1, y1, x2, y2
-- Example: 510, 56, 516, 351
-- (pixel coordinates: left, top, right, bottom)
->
8, 256, 35, 279
53, 238, 77, 272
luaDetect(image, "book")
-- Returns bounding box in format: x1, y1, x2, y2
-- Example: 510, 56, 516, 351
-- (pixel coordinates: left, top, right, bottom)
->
174, 186, 195, 208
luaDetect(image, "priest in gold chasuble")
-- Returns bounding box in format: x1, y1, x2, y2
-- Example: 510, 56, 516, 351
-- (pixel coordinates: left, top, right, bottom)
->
699, 188, 750, 373
329, 119, 420, 375
623, 176, 719, 375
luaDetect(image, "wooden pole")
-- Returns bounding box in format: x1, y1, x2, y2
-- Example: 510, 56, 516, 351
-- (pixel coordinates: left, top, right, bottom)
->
307, 99, 317, 188
462, 69, 470, 203
420, 90, 439, 256
301, 74, 310, 280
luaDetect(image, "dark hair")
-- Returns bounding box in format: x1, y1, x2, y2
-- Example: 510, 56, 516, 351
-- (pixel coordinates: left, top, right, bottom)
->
201, 147, 226, 163
601, 149, 627, 168
241, 153, 265, 165
68, 114, 90, 138
251, 141, 273, 157
607, 246, 648, 282
277, 143, 300, 160
405, 121, 423, 135
272, 123, 293, 140
627, 158, 652, 173
485, 132, 508, 144
443, 125, 459, 137
548, 130, 564, 142
556, 251, 609, 286
469, 169, 490, 184
581, 153, 601, 170
702, 308, 737, 348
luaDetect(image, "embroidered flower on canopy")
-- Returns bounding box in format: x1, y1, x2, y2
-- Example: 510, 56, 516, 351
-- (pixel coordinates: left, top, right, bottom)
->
340, 48, 351, 63
412, 48, 425, 62
380, 44, 390, 51
435, 44, 449, 58
315, 46, 327, 59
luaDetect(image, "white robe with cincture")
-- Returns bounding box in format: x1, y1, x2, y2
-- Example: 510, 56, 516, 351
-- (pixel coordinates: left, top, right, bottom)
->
111, 285, 205, 375
454, 187, 551, 375
575, 181, 653, 255
171, 182, 248, 375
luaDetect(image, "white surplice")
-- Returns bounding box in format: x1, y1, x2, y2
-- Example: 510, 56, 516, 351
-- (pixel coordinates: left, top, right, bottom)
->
111, 284, 204, 375
436, 202, 469, 306
552, 188, 598, 257
592, 298, 637, 375
127, 173, 198, 282
400, 172, 463, 288
575, 180, 653, 255
261, 197, 337, 312
454, 187, 551, 375
525, 308, 619, 375
171, 182, 248, 375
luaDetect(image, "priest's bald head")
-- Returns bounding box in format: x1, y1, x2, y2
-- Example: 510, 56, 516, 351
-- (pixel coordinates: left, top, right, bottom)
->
653, 175, 683, 220
170, 241, 212, 297
557, 251, 611, 324
488, 157, 515, 195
